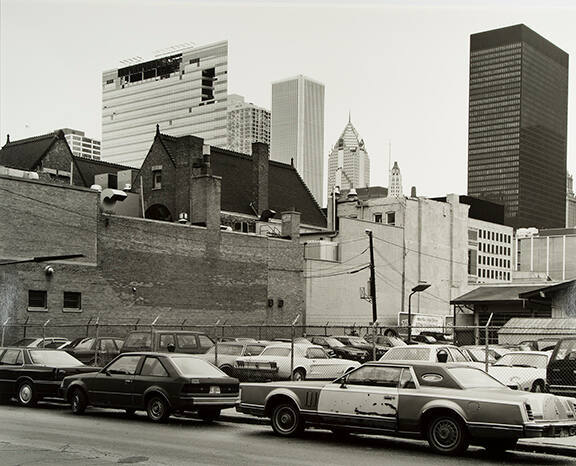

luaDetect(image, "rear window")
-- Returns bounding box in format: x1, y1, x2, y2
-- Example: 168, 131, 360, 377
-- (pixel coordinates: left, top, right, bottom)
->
176, 335, 198, 349
261, 347, 291, 357
552, 339, 576, 361
448, 367, 504, 389
171, 357, 226, 377
381, 347, 430, 361
124, 333, 152, 348
29, 350, 83, 368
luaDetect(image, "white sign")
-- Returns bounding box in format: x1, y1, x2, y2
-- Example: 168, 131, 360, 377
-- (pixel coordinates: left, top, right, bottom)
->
397, 313, 446, 335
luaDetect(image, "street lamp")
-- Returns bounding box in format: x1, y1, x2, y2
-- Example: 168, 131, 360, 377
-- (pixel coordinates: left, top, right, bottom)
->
407, 282, 431, 343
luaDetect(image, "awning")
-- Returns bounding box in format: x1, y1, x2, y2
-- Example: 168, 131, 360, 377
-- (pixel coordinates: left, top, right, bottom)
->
451, 284, 547, 305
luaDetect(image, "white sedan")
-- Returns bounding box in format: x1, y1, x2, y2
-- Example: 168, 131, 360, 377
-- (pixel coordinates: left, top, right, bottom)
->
379, 344, 485, 370
486, 351, 550, 392
234, 343, 360, 381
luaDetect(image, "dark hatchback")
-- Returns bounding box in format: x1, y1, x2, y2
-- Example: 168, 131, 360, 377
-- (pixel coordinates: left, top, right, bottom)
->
308, 336, 369, 362
61, 352, 239, 422
0, 347, 97, 406
63, 337, 125, 366
332, 335, 388, 359
548, 338, 576, 397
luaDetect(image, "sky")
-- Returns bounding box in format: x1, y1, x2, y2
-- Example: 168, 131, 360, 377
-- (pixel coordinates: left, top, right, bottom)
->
1, 0, 576, 204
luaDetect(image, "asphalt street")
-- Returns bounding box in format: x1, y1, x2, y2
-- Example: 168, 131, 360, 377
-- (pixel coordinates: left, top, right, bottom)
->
1, 402, 575, 466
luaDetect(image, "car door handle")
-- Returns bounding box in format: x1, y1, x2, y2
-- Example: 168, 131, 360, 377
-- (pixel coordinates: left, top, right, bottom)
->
383, 396, 395, 400
552, 369, 561, 372
125, 379, 132, 383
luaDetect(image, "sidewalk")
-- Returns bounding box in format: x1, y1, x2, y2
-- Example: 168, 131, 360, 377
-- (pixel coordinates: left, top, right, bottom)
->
219, 408, 576, 457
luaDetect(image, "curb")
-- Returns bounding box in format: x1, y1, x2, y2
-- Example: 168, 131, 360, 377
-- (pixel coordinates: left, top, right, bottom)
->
220, 411, 576, 458
516, 441, 576, 458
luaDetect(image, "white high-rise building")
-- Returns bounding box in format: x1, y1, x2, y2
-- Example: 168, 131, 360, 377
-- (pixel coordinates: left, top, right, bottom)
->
327, 116, 370, 197
389, 161, 403, 197
59, 128, 101, 160
101, 41, 228, 167
271, 75, 325, 205
227, 94, 270, 155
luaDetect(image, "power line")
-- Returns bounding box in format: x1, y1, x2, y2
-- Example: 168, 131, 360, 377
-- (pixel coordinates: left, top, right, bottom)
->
304, 263, 370, 279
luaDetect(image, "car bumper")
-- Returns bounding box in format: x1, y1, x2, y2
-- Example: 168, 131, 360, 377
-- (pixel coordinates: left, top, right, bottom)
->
175, 395, 240, 410
524, 421, 576, 438
237, 402, 266, 417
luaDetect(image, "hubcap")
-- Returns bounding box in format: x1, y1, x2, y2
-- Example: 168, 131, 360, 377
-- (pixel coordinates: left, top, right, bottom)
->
72, 393, 79, 410
433, 419, 459, 449
275, 407, 296, 433
19, 385, 32, 403
150, 400, 164, 418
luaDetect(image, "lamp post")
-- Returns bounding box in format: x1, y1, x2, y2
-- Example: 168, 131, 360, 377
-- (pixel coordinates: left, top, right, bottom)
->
407, 282, 431, 343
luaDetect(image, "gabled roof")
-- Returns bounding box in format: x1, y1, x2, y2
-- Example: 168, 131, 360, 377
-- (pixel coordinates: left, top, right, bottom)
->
0, 131, 63, 170
73, 156, 137, 188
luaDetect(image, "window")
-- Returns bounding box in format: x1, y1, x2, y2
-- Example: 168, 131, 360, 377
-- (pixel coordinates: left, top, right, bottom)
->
374, 213, 383, 223
159, 334, 175, 350
63, 292, 81, 311
152, 170, 162, 190
99, 339, 117, 352
449, 348, 469, 362
306, 348, 328, 359
75, 338, 95, 350
399, 368, 416, 389
28, 290, 47, 310
386, 212, 396, 225
261, 347, 291, 357
346, 366, 402, 387
176, 334, 198, 349
198, 335, 214, 348
141, 357, 168, 377
245, 345, 265, 356
0, 349, 23, 365
107, 355, 141, 375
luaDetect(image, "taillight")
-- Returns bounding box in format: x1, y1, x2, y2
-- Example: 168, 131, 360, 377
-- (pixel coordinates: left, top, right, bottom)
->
182, 384, 208, 394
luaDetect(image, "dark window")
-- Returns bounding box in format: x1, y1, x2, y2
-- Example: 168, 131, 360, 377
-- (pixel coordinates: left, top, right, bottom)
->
198, 335, 214, 348
346, 366, 402, 387
141, 357, 168, 377
28, 290, 47, 309
176, 334, 198, 349
63, 292, 81, 310
386, 212, 396, 225
0, 349, 23, 365
152, 170, 162, 189
374, 213, 383, 223
159, 334, 175, 350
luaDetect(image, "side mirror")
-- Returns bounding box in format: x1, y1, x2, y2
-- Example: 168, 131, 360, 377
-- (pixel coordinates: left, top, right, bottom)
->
437, 350, 449, 363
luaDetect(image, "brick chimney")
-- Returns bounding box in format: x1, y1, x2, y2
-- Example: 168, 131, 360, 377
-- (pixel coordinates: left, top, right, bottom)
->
281, 210, 301, 242
191, 173, 222, 231
252, 142, 269, 215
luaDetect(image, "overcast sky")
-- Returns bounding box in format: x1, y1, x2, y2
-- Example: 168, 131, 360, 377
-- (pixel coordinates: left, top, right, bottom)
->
1, 0, 576, 202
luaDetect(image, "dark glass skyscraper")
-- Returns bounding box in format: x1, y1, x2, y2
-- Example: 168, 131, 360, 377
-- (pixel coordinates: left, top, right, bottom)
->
467, 24, 568, 229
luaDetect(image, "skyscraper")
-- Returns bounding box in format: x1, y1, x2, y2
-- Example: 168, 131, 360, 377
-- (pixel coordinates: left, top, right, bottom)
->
227, 94, 270, 155
467, 24, 568, 229
102, 41, 228, 167
389, 161, 402, 197
271, 75, 325, 205
59, 128, 101, 160
327, 116, 369, 197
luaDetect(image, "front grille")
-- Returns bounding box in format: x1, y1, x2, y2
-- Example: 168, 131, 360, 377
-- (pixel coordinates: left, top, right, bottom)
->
525, 403, 534, 421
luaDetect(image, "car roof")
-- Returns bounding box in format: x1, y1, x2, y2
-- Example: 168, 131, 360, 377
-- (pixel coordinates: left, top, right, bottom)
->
0, 346, 57, 351
388, 344, 455, 349
369, 361, 474, 370
117, 351, 206, 358
499, 351, 550, 356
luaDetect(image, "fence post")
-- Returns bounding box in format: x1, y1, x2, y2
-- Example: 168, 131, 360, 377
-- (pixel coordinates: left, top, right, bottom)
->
42, 319, 51, 347
85, 317, 93, 337
1, 317, 10, 347
150, 316, 160, 350
290, 314, 300, 381
23, 316, 29, 340
485, 313, 493, 373
94, 316, 100, 366
324, 322, 329, 336
372, 322, 378, 361
214, 319, 221, 367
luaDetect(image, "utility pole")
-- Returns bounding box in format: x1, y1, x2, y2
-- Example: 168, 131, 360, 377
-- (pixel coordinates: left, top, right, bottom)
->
365, 229, 377, 323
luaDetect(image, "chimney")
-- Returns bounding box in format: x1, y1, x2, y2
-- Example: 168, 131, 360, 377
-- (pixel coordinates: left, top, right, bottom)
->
410, 186, 417, 198
281, 210, 301, 242
252, 142, 269, 214
191, 173, 222, 231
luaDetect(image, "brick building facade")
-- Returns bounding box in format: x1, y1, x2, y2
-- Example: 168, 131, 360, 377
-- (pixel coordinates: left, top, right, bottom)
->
0, 173, 305, 341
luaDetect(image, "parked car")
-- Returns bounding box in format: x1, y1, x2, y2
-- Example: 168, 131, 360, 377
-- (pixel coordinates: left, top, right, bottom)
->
547, 338, 576, 397
120, 330, 214, 354
364, 334, 407, 349
379, 344, 484, 369
308, 335, 369, 362
519, 339, 560, 352
12, 337, 70, 349
461, 345, 501, 364
0, 347, 97, 406
219, 337, 258, 343
63, 337, 125, 366
234, 343, 360, 381
195, 341, 267, 375
487, 351, 550, 392
332, 335, 388, 359
238, 361, 576, 455
61, 352, 239, 422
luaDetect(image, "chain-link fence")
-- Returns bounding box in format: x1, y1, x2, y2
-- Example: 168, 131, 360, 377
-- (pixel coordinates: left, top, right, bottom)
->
1, 317, 575, 393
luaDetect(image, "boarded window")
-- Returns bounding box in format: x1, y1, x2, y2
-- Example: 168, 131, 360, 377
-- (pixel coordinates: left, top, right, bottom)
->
28, 290, 47, 309
63, 292, 81, 310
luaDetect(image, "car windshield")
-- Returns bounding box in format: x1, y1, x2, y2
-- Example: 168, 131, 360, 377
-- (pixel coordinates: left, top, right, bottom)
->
325, 338, 344, 347
381, 347, 430, 361
29, 350, 84, 367
448, 367, 505, 389
171, 357, 226, 377
347, 337, 369, 346
494, 353, 548, 369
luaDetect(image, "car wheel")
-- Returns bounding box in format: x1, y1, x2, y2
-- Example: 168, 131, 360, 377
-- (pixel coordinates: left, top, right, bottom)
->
70, 388, 87, 415
531, 380, 545, 393
17, 381, 37, 407
197, 408, 221, 421
481, 438, 518, 454
426, 413, 469, 455
271, 402, 304, 437
146, 396, 170, 423
292, 369, 306, 381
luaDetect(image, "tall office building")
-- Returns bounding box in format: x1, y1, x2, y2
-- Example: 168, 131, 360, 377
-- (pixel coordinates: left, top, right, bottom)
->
327, 117, 369, 197
59, 128, 101, 160
389, 161, 403, 197
271, 75, 325, 205
467, 24, 568, 229
102, 41, 228, 167
227, 94, 270, 155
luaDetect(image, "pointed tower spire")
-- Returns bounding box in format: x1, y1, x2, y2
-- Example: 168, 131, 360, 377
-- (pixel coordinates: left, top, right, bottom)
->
348, 110, 351, 124
389, 161, 403, 197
